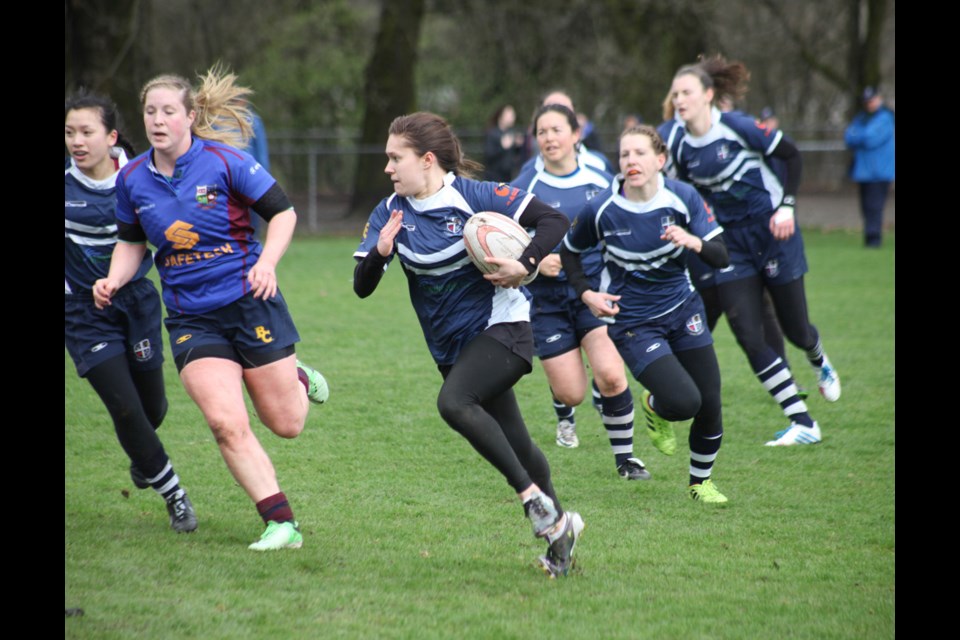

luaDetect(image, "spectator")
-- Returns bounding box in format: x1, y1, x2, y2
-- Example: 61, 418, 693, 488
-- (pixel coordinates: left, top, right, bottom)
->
844, 87, 895, 248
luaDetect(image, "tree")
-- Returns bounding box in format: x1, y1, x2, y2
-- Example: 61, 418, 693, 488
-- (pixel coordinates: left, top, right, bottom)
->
350, 0, 426, 216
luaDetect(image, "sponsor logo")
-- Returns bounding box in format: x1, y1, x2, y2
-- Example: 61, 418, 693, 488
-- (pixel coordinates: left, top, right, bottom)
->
162, 243, 234, 268
603, 229, 632, 237
165, 220, 200, 250
646, 342, 661, 353
175, 334, 192, 344
135, 203, 156, 214
686, 313, 705, 336
361, 222, 370, 240
445, 216, 463, 235
255, 326, 274, 343
765, 259, 780, 278
494, 183, 520, 206
195, 184, 219, 208
65, 200, 87, 207
703, 200, 715, 223
401, 222, 416, 231
719, 265, 735, 273
545, 334, 562, 344
90, 342, 108, 353
250, 163, 262, 175
133, 339, 153, 361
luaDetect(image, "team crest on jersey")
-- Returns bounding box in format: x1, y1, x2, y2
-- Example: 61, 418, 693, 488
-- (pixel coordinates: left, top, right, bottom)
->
660, 214, 676, 232
765, 259, 780, 278
445, 216, 463, 235
195, 185, 219, 209
686, 313, 705, 336
716, 144, 730, 161
585, 188, 601, 201
133, 339, 153, 361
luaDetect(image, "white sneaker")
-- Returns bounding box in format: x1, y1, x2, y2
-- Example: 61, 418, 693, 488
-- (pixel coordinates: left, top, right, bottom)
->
555, 419, 579, 448
765, 421, 822, 446
814, 355, 841, 402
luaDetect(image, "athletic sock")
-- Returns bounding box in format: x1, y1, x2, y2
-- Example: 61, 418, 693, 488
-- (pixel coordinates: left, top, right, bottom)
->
601, 387, 635, 467
756, 356, 814, 428
689, 431, 722, 486
590, 379, 603, 414
256, 492, 295, 525
805, 335, 826, 368
552, 392, 575, 426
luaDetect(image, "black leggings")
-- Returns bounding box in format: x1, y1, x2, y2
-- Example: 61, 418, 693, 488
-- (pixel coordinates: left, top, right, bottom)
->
85, 354, 169, 476
437, 335, 560, 510
636, 346, 722, 438
718, 276, 818, 371
699, 285, 787, 361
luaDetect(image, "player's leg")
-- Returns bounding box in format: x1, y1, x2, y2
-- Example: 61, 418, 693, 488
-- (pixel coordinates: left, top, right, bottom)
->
718, 276, 820, 445
85, 355, 196, 532
580, 327, 648, 479
540, 348, 588, 448
675, 345, 727, 503
766, 277, 840, 403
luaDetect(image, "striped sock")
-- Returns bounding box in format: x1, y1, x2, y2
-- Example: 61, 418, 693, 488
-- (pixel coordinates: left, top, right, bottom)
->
141, 458, 183, 501
256, 492, 295, 525
552, 392, 575, 427
590, 379, 603, 414
689, 431, 723, 486
806, 335, 825, 368
756, 357, 814, 428
601, 387, 635, 467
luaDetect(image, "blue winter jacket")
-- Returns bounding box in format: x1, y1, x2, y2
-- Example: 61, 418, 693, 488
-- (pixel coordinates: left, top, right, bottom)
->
844, 107, 895, 182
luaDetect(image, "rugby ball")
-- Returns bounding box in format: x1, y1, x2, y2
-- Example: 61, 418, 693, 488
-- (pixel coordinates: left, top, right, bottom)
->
463, 211, 539, 285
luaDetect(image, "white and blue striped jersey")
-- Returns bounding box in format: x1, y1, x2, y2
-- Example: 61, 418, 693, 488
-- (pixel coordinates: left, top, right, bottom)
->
511, 161, 612, 285
656, 117, 685, 180
563, 174, 722, 324
674, 107, 784, 225
354, 172, 536, 365
64, 152, 152, 294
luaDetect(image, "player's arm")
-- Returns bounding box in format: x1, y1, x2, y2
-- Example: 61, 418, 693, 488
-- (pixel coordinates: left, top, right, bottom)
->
353, 209, 401, 298
768, 137, 801, 240
515, 198, 569, 275
248, 183, 296, 300
93, 221, 148, 309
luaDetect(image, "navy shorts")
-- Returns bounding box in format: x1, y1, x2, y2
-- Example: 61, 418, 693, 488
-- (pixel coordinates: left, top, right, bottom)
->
527, 280, 607, 359
65, 278, 165, 377
714, 217, 808, 286
165, 289, 300, 371
608, 294, 713, 378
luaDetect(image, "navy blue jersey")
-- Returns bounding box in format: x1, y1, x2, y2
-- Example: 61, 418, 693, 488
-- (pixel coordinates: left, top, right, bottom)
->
65, 154, 152, 294
354, 173, 536, 366
674, 107, 784, 225
564, 174, 722, 324
116, 138, 277, 315
656, 118, 685, 180
511, 161, 611, 285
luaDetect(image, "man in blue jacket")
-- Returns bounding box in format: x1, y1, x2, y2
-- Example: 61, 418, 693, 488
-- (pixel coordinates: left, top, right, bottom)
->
845, 87, 895, 248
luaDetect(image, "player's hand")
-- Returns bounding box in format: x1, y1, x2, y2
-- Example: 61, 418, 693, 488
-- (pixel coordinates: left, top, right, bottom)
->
483, 256, 528, 288
92, 278, 119, 310
581, 290, 621, 318
538, 254, 562, 278
377, 209, 404, 257
248, 259, 278, 299
661, 225, 702, 252
770, 206, 795, 240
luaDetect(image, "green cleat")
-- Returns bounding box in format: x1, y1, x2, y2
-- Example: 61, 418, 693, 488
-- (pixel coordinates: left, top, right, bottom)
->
248, 520, 303, 550
297, 359, 329, 404
689, 479, 728, 504
641, 389, 676, 456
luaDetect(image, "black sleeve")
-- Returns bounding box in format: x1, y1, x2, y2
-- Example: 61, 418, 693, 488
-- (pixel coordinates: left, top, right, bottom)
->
559, 245, 592, 298
769, 136, 801, 204
516, 197, 571, 274
251, 183, 293, 222
697, 234, 729, 269
353, 250, 391, 298
117, 219, 147, 243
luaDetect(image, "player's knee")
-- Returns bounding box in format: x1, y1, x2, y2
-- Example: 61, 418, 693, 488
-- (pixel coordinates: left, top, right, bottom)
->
657, 389, 702, 422
592, 369, 627, 397
551, 386, 585, 407
437, 388, 475, 432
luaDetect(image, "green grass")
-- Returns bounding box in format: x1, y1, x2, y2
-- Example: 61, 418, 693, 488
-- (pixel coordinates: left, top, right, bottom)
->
65, 229, 894, 639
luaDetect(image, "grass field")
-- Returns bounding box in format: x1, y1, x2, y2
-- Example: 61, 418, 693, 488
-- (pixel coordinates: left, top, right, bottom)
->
65, 229, 894, 639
